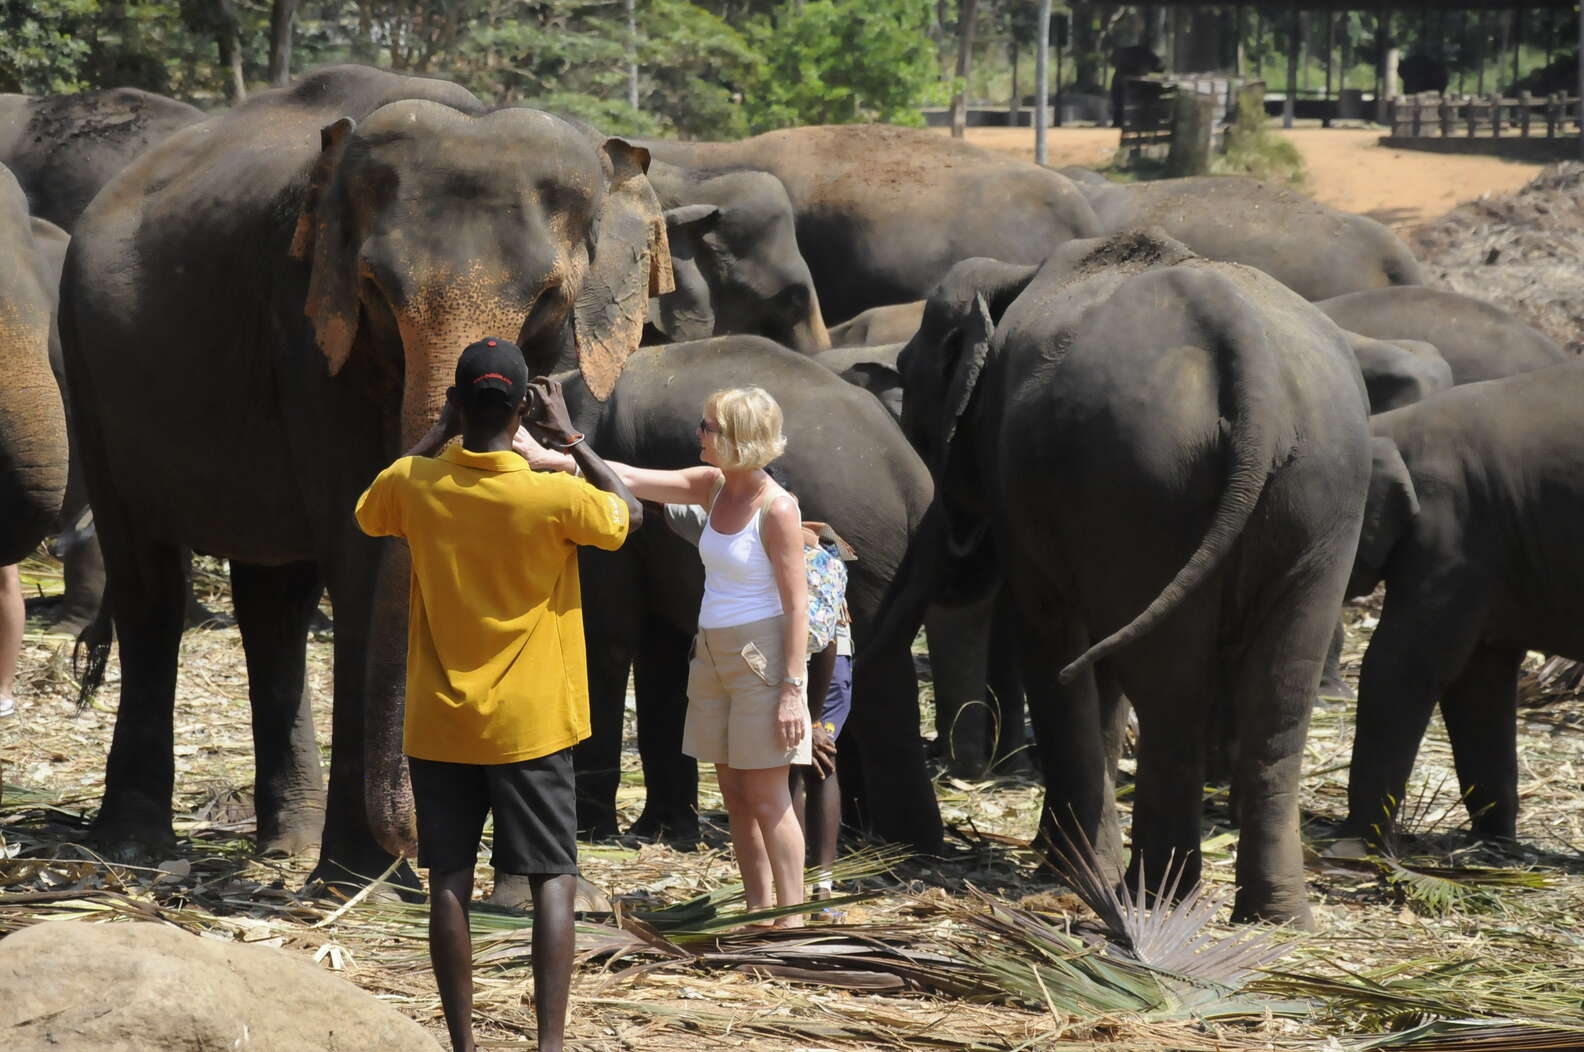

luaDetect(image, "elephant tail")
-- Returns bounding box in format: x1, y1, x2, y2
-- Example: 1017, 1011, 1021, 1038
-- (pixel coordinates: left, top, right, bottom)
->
73, 597, 114, 710
1058, 270, 1282, 684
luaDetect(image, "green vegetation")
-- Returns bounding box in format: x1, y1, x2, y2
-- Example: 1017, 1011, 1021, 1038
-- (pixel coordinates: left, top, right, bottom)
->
0, 2, 1576, 139
1214, 97, 1306, 189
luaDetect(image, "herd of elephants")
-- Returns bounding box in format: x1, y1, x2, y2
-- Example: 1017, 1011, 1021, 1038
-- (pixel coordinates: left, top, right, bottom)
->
2, 65, 1579, 930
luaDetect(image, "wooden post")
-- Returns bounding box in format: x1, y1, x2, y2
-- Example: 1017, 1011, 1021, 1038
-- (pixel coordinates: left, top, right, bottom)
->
1410, 97, 1422, 137
1440, 95, 1454, 137
1009, 39, 1020, 127
1035, 0, 1050, 163
1283, 2, 1298, 129
1166, 90, 1216, 177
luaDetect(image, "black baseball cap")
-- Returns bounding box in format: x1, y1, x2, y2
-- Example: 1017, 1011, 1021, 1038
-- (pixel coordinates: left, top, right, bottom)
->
455, 338, 528, 410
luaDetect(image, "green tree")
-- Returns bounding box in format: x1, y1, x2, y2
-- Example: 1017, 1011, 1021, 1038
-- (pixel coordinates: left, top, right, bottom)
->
0, 0, 96, 93
741, 0, 940, 132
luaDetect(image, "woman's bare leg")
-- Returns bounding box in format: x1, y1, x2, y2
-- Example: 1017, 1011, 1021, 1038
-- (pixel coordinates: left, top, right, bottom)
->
735, 764, 805, 926
716, 764, 774, 911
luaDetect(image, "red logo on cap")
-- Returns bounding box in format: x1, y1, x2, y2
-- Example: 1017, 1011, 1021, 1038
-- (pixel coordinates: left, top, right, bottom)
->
486, 339, 497, 346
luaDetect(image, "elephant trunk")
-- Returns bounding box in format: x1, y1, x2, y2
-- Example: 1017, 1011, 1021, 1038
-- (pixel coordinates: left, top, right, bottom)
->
0, 304, 67, 563
790, 296, 831, 355
362, 300, 535, 857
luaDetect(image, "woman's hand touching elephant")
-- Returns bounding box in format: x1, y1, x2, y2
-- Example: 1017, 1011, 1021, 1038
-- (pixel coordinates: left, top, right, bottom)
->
512, 426, 577, 474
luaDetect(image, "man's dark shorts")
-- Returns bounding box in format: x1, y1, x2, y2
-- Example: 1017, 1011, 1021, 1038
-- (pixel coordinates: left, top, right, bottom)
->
819, 654, 853, 738
407, 749, 579, 876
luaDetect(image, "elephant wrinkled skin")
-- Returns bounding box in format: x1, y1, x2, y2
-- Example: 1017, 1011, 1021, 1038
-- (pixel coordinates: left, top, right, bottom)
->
0, 164, 68, 564
882, 234, 1371, 926
1344, 363, 1584, 846
61, 66, 671, 887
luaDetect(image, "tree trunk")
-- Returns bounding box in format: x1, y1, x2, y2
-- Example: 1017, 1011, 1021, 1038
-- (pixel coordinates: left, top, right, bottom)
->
949, 0, 980, 138
1009, 38, 1020, 124
216, 0, 247, 103
626, 0, 639, 110
268, 0, 297, 86
1284, 4, 1298, 128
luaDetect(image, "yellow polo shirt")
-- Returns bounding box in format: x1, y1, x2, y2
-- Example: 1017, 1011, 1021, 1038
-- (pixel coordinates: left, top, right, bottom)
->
355, 444, 630, 764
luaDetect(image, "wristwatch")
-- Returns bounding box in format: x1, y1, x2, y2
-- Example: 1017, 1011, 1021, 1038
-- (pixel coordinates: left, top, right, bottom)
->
782, 675, 806, 688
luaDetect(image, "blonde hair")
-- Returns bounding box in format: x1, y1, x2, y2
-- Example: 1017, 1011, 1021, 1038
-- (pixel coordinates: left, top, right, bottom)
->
706, 386, 787, 470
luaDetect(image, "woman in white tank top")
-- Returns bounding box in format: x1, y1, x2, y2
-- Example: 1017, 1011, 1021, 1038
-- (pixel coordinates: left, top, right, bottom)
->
603, 386, 812, 927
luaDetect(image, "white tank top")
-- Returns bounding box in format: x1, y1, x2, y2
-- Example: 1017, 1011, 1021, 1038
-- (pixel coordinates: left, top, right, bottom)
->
698, 491, 785, 629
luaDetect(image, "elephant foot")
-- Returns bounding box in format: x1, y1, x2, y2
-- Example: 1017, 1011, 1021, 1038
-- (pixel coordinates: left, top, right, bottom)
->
1317, 675, 1356, 703
1231, 888, 1315, 931
89, 813, 178, 866
626, 810, 701, 846
303, 850, 423, 902
256, 816, 324, 859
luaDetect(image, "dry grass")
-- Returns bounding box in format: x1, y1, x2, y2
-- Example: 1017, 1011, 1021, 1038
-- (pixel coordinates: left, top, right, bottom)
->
5, 555, 1584, 1049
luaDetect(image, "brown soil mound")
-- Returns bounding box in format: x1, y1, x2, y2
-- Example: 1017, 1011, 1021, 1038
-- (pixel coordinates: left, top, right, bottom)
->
1410, 163, 1584, 355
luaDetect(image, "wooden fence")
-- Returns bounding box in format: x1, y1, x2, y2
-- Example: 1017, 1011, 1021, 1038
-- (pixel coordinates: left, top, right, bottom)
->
1389, 93, 1583, 140
1120, 74, 1252, 163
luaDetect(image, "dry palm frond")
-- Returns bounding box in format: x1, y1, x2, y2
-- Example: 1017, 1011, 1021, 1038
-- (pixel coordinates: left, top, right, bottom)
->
1046, 822, 1294, 985
1517, 654, 1584, 707
944, 889, 1305, 1022
1378, 857, 1552, 917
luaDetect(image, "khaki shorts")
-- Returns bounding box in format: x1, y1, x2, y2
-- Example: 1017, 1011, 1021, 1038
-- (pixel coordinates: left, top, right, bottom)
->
684, 614, 813, 770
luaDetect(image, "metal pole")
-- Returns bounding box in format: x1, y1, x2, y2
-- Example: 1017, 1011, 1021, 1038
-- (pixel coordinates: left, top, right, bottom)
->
1036, 0, 1050, 164
1284, 2, 1298, 128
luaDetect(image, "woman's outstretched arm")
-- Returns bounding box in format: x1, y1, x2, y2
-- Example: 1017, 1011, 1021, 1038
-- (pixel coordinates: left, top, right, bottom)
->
604, 463, 720, 505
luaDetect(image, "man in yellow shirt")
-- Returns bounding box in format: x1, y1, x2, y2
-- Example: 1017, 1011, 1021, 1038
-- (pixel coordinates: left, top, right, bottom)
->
356, 338, 640, 1052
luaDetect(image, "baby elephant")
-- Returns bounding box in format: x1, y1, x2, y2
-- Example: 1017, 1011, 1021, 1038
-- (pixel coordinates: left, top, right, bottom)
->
1344, 361, 1584, 844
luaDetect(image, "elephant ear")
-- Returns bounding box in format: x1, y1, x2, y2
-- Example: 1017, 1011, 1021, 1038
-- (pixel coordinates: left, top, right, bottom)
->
649, 204, 720, 343
573, 138, 675, 400
290, 117, 360, 375
939, 294, 995, 454
1357, 435, 1420, 573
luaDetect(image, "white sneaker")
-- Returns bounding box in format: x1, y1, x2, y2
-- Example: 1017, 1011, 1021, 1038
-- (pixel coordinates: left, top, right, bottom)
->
0, 695, 15, 717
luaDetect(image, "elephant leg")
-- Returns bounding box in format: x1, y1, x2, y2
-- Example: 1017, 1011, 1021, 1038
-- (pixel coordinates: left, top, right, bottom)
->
1121, 631, 1215, 906
1345, 589, 1483, 847
845, 630, 942, 851
925, 597, 994, 777
230, 560, 326, 857
574, 639, 632, 840
628, 617, 699, 842
1015, 605, 1119, 881
1229, 576, 1350, 928
91, 529, 187, 862
1317, 616, 1354, 701
314, 543, 418, 893
987, 589, 1032, 772
1440, 644, 1523, 842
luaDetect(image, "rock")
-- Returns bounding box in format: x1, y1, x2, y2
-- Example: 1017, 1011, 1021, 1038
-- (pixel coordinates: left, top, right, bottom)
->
0, 920, 440, 1051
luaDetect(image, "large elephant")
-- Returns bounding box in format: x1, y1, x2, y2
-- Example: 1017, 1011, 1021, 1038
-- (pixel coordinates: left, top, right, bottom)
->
1074, 176, 1424, 301
560, 336, 942, 851
61, 66, 671, 886
0, 89, 205, 231
1315, 287, 1569, 385
1343, 363, 1584, 845
645, 162, 829, 353
638, 125, 1103, 324
882, 234, 1371, 925
0, 164, 68, 563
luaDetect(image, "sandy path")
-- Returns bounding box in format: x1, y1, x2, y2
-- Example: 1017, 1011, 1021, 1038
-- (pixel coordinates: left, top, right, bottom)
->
956, 125, 1547, 232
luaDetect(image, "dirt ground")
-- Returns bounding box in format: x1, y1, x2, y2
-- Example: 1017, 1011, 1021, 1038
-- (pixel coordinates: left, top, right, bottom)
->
957, 125, 1548, 232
